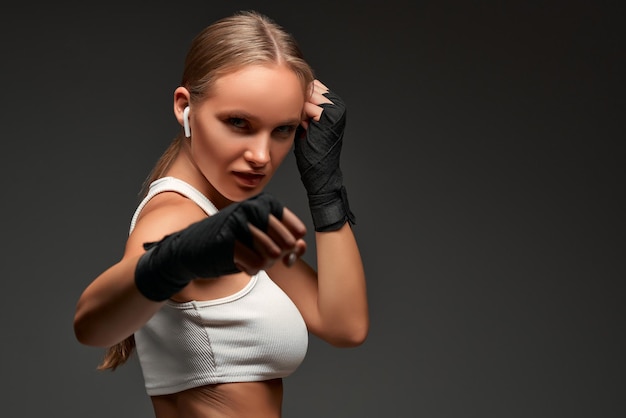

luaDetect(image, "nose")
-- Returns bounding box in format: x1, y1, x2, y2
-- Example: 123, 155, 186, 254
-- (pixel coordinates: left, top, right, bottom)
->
243, 133, 271, 167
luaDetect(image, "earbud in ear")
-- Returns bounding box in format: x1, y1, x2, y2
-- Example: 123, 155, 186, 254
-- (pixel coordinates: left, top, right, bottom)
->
183, 106, 191, 138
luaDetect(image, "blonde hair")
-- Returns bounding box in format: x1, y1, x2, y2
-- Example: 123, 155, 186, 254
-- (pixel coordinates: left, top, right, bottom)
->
98, 10, 315, 371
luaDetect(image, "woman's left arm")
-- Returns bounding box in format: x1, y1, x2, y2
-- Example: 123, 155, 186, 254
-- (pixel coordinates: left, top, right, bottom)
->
267, 224, 369, 347
268, 80, 369, 347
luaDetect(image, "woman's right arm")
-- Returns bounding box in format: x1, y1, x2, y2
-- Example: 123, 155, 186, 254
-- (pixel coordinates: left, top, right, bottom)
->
73, 192, 306, 348
73, 254, 165, 347
72, 195, 196, 347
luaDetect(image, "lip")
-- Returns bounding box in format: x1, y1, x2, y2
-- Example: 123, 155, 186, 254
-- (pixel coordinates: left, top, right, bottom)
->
233, 171, 265, 188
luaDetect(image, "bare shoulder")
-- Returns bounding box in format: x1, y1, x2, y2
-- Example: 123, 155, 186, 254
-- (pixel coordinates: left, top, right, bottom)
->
124, 191, 208, 258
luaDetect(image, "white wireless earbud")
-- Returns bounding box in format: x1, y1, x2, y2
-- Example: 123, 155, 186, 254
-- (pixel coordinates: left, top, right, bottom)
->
183, 106, 191, 138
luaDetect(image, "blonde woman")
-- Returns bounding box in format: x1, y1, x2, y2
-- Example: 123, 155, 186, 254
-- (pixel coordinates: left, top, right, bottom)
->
74, 10, 368, 418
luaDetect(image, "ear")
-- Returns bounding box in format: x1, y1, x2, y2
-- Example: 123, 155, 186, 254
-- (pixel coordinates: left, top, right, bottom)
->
173, 87, 191, 129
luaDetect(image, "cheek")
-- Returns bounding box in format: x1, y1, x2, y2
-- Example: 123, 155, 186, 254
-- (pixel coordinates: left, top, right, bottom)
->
192, 136, 219, 164
190, 139, 234, 185
193, 123, 236, 161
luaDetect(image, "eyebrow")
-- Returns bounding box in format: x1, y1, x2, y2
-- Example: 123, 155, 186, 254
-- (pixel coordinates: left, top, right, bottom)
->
220, 110, 301, 126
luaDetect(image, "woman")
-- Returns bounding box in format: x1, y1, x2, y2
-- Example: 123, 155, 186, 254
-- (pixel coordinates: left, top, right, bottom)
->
73, 10, 369, 418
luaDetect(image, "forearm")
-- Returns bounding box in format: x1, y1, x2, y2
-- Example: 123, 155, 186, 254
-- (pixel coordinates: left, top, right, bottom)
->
74, 193, 302, 348
73, 255, 164, 347
315, 223, 369, 346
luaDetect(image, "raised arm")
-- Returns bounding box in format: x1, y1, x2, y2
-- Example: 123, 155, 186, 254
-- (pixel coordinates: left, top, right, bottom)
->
268, 80, 369, 346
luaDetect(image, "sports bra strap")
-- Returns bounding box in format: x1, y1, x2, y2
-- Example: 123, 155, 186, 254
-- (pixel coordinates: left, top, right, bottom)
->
129, 177, 218, 234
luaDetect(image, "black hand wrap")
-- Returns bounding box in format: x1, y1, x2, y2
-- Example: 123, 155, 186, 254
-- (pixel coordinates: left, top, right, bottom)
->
294, 90, 356, 232
134, 192, 284, 301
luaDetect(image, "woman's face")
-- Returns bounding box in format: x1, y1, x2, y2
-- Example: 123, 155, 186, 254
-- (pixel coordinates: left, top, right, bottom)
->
189, 64, 305, 204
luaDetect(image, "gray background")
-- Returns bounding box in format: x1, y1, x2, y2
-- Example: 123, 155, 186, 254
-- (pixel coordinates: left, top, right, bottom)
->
1, 1, 623, 417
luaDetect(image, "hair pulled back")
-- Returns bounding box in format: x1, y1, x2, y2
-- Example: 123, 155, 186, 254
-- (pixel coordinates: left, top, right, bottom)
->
98, 10, 314, 371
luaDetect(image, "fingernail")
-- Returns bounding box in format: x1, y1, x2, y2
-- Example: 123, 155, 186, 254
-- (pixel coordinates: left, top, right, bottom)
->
286, 252, 297, 267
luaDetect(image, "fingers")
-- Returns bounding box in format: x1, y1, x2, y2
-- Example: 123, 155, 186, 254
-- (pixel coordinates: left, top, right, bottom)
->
233, 208, 307, 273
258, 208, 306, 250
313, 79, 329, 95
303, 79, 333, 122
303, 101, 323, 122
234, 237, 306, 275
284, 239, 306, 266
233, 240, 264, 275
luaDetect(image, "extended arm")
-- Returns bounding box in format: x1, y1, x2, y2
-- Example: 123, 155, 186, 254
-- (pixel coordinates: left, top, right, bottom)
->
73, 254, 164, 347
74, 193, 306, 347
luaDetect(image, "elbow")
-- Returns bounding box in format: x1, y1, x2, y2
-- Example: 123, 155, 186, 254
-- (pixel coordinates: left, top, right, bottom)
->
73, 292, 107, 347
74, 320, 117, 348
73, 313, 97, 347
73, 308, 110, 347
327, 320, 369, 348
73, 323, 91, 347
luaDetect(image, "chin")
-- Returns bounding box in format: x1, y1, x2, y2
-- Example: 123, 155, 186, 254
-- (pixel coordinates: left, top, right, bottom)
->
223, 186, 266, 203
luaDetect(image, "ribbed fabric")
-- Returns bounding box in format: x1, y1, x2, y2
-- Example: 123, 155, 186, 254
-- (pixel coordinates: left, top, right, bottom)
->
130, 176, 219, 233
130, 177, 308, 396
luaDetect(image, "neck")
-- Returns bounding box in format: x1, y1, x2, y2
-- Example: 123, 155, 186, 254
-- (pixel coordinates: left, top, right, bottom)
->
165, 140, 233, 210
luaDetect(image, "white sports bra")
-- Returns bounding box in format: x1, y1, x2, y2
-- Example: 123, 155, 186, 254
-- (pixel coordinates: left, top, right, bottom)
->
130, 177, 308, 396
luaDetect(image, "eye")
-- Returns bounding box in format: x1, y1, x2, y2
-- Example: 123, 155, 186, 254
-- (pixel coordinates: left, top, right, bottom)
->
227, 117, 248, 130
274, 125, 298, 137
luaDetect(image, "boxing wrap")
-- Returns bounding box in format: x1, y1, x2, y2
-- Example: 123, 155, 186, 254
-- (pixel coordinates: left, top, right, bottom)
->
294, 90, 356, 232
135, 192, 284, 301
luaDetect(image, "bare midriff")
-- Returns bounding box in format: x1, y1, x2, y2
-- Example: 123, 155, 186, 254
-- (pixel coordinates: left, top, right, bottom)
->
151, 378, 283, 418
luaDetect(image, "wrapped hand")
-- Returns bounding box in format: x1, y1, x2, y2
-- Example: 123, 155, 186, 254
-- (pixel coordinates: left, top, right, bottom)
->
135, 192, 305, 301
294, 80, 356, 232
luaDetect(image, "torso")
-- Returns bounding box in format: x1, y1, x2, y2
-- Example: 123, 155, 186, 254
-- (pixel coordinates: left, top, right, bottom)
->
147, 275, 290, 418
150, 378, 283, 418
130, 177, 307, 416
